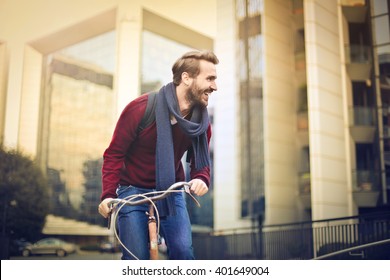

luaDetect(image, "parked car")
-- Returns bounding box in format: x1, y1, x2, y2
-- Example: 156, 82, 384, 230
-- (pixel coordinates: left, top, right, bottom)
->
22, 238, 77, 257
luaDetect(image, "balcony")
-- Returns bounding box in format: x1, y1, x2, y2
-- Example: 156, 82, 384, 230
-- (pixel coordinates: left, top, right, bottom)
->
380, 75, 390, 91
341, 0, 368, 23
349, 106, 376, 143
352, 170, 380, 207
298, 172, 311, 209
345, 45, 372, 81
383, 125, 390, 138
384, 151, 390, 166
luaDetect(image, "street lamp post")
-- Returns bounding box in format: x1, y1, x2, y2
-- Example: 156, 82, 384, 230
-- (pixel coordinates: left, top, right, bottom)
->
1, 200, 17, 259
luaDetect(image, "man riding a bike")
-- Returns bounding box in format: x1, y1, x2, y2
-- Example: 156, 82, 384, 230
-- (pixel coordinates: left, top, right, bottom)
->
98, 50, 219, 260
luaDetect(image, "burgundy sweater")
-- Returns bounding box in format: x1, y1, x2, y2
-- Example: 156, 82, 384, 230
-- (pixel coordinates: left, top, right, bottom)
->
101, 94, 211, 200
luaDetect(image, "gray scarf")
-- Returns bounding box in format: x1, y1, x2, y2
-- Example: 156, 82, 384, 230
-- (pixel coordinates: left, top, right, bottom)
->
155, 82, 210, 216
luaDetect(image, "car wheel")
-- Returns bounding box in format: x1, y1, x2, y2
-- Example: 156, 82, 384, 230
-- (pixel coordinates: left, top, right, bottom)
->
22, 249, 30, 257
56, 250, 66, 257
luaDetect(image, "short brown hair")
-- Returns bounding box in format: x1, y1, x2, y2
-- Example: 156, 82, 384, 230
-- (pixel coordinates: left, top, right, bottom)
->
172, 50, 219, 85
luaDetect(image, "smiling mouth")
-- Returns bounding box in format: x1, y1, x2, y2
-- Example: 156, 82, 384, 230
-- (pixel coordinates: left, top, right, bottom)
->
204, 90, 213, 97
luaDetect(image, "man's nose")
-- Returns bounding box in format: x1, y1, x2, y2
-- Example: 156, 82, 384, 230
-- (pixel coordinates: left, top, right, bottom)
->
211, 81, 217, 91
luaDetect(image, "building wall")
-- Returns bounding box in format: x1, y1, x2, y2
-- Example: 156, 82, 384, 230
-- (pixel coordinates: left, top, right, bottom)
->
263, 0, 298, 225
213, 0, 249, 230
305, 0, 350, 219
0, 42, 7, 145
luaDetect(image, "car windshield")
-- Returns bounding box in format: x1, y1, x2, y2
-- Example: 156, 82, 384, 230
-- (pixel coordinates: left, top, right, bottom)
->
37, 239, 61, 245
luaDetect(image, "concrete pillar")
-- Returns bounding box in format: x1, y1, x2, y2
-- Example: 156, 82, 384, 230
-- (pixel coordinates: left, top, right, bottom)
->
0, 42, 7, 145
3, 41, 23, 148
305, 0, 350, 219
17, 46, 43, 156
115, 0, 142, 117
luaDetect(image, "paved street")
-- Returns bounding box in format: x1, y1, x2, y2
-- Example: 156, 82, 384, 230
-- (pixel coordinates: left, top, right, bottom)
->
9, 250, 168, 260
9, 250, 122, 260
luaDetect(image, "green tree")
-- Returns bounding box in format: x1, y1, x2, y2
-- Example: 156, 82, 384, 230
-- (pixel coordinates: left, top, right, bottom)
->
0, 146, 49, 242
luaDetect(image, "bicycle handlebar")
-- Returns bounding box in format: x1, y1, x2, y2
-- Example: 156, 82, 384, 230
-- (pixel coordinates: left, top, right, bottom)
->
108, 181, 199, 207
106, 181, 201, 259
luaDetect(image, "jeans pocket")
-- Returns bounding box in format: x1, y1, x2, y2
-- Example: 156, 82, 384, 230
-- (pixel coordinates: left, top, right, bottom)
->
115, 185, 148, 215
116, 185, 133, 197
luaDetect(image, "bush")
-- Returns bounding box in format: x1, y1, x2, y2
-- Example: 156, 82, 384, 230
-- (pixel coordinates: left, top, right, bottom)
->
0, 146, 50, 242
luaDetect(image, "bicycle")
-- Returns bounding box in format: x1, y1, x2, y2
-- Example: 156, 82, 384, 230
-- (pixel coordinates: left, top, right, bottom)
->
107, 181, 200, 260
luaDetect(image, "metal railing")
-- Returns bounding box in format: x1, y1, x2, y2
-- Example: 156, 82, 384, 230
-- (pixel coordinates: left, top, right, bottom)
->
313, 239, 390, 260
345, 45, 372, 64
349, 106, 376, 126
192, 211, 390, 260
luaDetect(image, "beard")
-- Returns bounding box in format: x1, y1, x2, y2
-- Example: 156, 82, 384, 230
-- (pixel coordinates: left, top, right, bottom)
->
185, 82, 209, 109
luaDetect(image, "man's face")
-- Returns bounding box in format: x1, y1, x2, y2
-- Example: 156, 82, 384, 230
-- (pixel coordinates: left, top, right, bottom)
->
186, 60, 217, 108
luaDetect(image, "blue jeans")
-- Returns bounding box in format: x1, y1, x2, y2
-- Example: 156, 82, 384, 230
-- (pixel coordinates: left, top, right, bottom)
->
116, 185, 195, 260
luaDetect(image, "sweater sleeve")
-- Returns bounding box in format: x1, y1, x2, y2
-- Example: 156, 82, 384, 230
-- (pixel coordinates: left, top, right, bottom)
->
101, 95, 148, 200
189, 124, 212, 187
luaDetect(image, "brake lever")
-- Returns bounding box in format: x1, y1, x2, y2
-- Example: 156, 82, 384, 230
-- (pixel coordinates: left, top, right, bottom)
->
184, 184, 201, 208
107, 204, 113, 230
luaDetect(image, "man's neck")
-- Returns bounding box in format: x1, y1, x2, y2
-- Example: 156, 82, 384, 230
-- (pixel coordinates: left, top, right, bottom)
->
176, 84, 192, 116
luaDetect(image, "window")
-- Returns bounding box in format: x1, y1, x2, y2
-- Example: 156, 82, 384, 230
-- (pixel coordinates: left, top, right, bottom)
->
141, 30, 192, 92
40, 31, 116, 225
372, 0, 390, 196
236, 0, 265, 218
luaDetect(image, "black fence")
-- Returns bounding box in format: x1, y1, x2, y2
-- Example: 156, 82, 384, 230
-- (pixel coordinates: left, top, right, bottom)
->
192, 211, 390, 260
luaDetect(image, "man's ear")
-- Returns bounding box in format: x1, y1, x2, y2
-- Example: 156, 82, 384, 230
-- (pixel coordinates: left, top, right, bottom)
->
181, 72, 191, 86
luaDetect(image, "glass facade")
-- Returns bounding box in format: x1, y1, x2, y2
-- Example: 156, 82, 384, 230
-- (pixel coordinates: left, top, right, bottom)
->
141, 30, 191, 92
39, 31, 116, 225
372, 0, 390, 202
236, 0, 265, 219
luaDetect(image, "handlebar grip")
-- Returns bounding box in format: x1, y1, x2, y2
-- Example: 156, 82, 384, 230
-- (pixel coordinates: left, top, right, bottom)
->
107, 202, 114, 229
107, 213, 111, 229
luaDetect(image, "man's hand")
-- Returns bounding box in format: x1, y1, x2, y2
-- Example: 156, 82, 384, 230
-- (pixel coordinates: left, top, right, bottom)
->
188, 179, 209, 196
98, 198, 114, 218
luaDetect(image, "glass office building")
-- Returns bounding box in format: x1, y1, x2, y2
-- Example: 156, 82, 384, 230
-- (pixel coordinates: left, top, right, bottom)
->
1, 1, 389, 247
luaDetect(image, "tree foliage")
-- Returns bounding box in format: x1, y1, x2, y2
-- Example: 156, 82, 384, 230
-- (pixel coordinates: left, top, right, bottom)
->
0, 146, 49, 241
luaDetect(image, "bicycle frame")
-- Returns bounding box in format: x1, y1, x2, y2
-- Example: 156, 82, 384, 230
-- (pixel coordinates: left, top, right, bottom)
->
107, 182, 200, 260
147, 205, 158, 260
